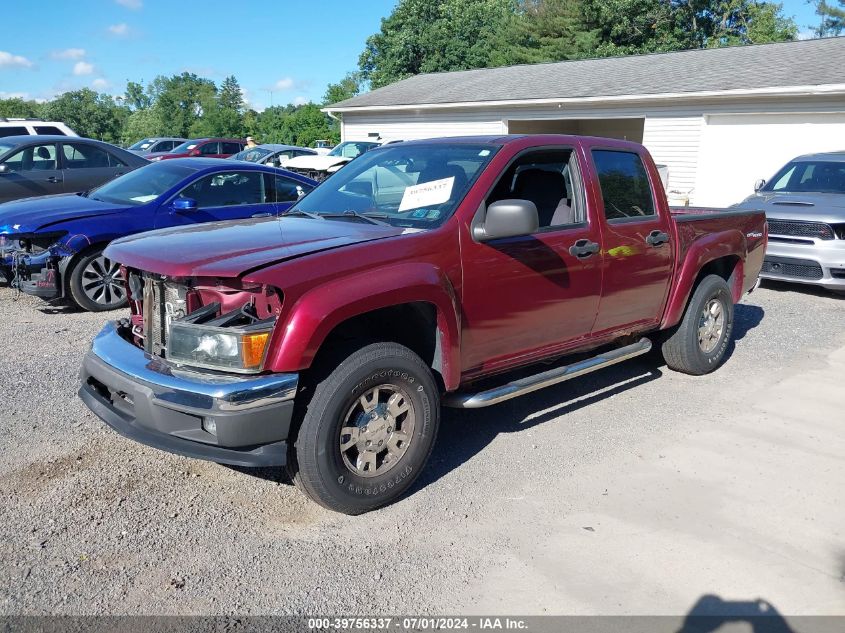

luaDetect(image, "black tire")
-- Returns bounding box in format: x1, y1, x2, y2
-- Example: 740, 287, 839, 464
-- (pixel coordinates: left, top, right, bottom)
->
288, 342, 440, 514
661, 274, 734, 376
68, 249, 128, 312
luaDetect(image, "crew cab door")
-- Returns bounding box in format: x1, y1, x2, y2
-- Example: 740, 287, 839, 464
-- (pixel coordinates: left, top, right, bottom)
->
158, 169, 278, 227
460, 145, 603, 374
587, 147, 674, 335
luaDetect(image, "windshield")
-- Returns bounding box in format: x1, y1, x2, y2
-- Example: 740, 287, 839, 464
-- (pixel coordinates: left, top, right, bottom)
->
290, 143, 498, 227
128, 138, 154, 151
170, 141, 199, 154
763, 160, 845, 194
327, 141, 380, 159
231, 147, 272, 162
86, 162, 197, 206
0, 143, 16, 157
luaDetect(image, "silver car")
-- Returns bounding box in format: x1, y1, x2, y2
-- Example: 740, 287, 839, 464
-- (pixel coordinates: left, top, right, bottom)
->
734, 151, 845, 295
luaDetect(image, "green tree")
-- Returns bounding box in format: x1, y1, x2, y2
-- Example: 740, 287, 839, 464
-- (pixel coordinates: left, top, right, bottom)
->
810, 0, 844, 36
124, 81, 151, 110
279, 104, 335, 147
0, 97, 42, 118
41, 89, 127, 143
149, 72, 217, 138
323, 72, 363, 105
122, 107, 163, 144
359, 0, 516, 89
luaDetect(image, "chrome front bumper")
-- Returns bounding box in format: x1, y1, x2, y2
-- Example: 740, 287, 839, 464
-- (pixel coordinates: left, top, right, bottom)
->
762, 239, 845, 289
79, 321, 298, 467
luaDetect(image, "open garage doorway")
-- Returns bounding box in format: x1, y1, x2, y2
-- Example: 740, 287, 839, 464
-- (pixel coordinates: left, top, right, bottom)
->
507, 118, 645, 142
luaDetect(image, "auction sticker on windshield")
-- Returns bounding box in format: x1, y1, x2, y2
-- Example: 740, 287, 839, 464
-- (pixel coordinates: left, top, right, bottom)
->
399, 176, 454, 212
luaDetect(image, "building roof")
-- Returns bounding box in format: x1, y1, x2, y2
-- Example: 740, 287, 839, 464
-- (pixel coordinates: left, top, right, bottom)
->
327, 37, 845, 111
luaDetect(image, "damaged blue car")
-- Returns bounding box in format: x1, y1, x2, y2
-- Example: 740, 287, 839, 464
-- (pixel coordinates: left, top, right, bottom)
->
0, 158, 316, 311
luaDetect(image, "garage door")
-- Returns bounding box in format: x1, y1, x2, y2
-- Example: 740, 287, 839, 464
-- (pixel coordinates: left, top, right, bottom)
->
695, 113, 845, 207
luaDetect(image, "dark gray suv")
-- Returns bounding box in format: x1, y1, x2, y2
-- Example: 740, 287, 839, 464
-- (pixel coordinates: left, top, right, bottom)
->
0, 136, 148, 204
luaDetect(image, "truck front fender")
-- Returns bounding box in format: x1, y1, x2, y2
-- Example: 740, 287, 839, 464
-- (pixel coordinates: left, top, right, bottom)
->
262, 262, 463, 391
661, 229, 746, 330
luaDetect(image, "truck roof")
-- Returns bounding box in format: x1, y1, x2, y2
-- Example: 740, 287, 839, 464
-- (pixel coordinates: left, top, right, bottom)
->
390, 134, 645, 151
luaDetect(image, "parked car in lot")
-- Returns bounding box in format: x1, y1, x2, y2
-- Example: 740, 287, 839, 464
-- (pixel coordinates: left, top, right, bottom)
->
228, 144, 317, 167
0, 136, 148, 204
78, 135, 766, 514
147, 138, 246, 162
284, 140, 382, 181
733, 151, 845, 295
0, 118, 77, 138
126, 137, 187, 156
0, 159, 316, 309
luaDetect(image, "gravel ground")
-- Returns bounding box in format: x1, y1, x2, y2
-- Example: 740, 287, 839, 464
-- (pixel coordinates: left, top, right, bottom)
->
0, 281, 843, 616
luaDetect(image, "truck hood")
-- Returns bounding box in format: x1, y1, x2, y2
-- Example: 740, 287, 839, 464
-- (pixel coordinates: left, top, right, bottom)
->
283, 154, 352, 171
105, 216, 406, 278
736, 192, 845, 224
0, 194, 127, 235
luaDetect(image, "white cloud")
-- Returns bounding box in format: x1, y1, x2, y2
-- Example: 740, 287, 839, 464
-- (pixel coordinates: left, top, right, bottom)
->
73, 61, 94, 76
51, 48, 86, 60
274, 77, 295, 91
293, 96, 309, 106
0, 91, 30, 99
115, 0, 142, 8
0, 51, 34, 69
107, 23, 129, 36
92, 78, 110, 90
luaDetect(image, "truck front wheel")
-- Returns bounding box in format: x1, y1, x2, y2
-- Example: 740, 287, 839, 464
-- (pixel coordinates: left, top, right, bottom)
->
661, 274, 734, 375
288, 342, 440, 514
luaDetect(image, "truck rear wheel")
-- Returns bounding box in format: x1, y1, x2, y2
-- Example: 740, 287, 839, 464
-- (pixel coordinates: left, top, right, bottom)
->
661, 274, 734, 375
288, 342, 440, 514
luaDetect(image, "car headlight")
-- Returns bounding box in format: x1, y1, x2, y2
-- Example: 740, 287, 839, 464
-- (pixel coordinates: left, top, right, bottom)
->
167, 322, 273, 373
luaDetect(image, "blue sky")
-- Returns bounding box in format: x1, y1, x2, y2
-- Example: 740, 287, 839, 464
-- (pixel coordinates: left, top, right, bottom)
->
0, 0, 825, 110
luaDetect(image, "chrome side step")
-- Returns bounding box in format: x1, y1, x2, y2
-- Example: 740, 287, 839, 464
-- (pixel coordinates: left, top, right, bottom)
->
443, 338, 652, 409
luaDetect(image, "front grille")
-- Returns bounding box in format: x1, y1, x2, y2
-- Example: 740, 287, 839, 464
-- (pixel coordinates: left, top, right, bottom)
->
767, 219, 835, 240
142, 277, 187, 357
761, 256, 824, 280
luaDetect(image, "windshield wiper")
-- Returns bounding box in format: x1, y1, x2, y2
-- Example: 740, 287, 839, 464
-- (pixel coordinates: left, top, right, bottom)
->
284, 209, 324, 220
334, 209, 390, 226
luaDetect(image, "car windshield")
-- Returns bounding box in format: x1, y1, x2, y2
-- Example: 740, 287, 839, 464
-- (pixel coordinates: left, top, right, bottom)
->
763, 160, 845, 194
231, 147, 272, 162
289, 143, 498, 227
170, 141, 199, 153
128, 138, 154, 151
0, 143, 16, 156
85, 162, 197, 206
327, 141, 380, 159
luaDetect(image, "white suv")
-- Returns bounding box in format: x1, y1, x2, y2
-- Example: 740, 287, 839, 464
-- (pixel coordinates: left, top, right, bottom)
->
0, 118, 78, 138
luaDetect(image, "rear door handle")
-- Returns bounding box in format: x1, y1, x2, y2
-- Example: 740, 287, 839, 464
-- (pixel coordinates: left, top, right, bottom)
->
646, 230, 670, 247
47, 176, 63, 183
568, 239, 600, 258
251, 212, 273, 218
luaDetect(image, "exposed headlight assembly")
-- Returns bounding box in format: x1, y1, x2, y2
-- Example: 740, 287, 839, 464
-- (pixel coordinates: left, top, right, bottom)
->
168, 321, 273, 373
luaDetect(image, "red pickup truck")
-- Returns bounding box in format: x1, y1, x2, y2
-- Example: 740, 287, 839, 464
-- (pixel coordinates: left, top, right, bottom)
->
79, 135, 766, 514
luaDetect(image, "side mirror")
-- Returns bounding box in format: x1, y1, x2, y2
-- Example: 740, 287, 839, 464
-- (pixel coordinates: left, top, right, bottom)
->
474, 199, 539, 241
0, 164, 8, 174
172, 197, 197, 212
754, 179, 766, 192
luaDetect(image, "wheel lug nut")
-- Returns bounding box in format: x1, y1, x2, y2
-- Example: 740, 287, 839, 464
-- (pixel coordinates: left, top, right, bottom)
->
366, 440, 371, 446
378, 440, 383, 446
387, 426, 393, 432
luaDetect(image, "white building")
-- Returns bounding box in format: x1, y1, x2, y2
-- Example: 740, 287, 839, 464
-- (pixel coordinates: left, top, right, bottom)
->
324, 37, 845, 207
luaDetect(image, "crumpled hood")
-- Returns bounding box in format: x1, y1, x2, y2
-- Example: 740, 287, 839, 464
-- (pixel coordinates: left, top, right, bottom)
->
0, 194, 127, 235
283, 154, 351, 171
735, 192, 845, 224
105, 216, 406, 278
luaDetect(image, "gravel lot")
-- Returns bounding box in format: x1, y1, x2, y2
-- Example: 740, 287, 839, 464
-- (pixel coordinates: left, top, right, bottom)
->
1, 281, 843, 616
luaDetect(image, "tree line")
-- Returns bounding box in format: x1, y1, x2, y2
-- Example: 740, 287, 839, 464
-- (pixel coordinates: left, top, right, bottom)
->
1, 0, 834, 148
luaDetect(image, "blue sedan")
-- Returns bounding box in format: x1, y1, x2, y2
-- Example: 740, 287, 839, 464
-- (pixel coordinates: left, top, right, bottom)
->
0, 158, 317, 311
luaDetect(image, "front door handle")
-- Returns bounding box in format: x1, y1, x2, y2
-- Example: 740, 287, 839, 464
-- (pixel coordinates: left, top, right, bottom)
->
251, 212, 272, 218
646, 230, 670, 247
568, 239, 600, 258
47, 176, 63, 183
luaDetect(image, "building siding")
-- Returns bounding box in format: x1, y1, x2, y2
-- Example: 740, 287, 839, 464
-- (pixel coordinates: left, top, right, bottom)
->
341, 111, 505, 141
641, 116, 703, 205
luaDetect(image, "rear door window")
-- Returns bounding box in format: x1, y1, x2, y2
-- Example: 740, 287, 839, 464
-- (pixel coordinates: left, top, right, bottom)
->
267, 173, 311, 202
34, 126, 64, 135
592, 150, 655, 221
199, 142, 220, 156
62, 143, 112, 169
221, 142, 242, 155
177, 171, 266, 208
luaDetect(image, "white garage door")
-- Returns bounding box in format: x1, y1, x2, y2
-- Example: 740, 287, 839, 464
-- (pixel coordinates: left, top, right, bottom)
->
695, 113, 845, 207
